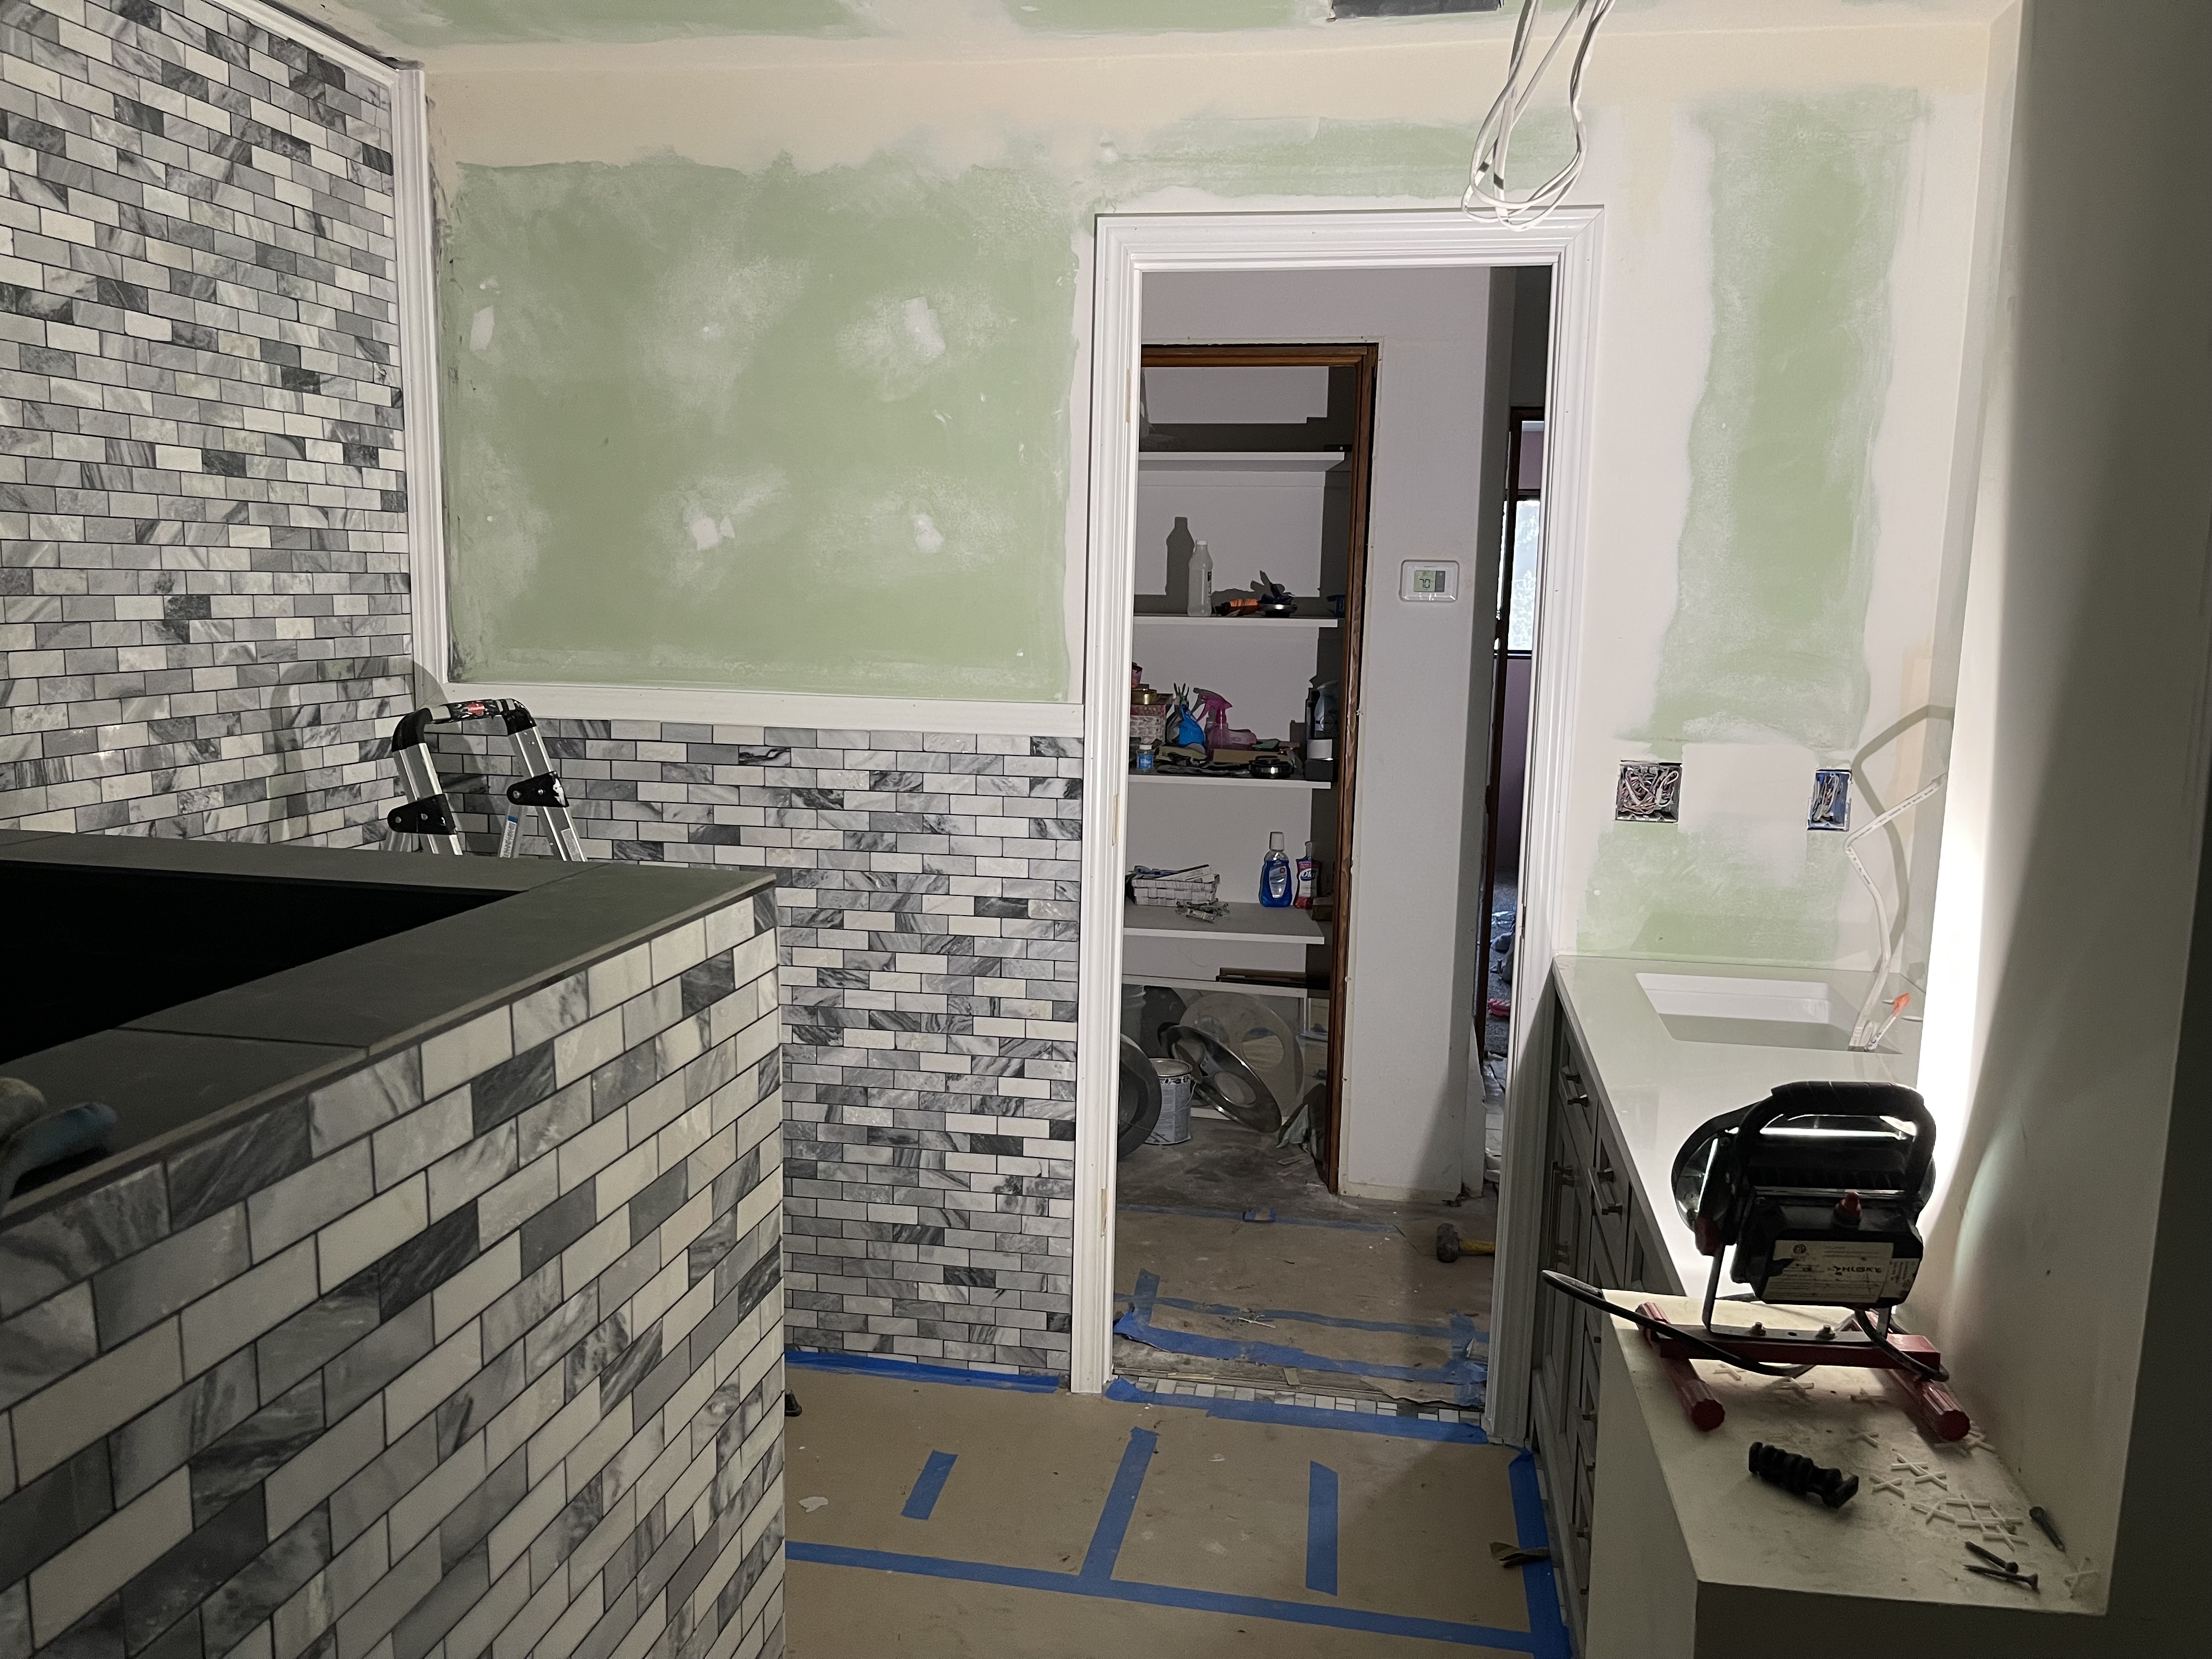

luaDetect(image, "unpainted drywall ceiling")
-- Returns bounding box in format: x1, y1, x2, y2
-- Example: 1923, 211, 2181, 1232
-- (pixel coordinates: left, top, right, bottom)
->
368, 0, 2009, 969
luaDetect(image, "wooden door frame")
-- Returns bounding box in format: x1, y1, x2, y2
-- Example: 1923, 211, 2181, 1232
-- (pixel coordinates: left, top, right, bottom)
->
1136, 341, 1379, 1192
1073, 211, 1604, 1449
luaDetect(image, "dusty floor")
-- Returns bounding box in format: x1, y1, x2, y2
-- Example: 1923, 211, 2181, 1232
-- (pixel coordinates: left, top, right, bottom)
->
1112, 1117, 1496, 1409
783, 1359, 1566, 1659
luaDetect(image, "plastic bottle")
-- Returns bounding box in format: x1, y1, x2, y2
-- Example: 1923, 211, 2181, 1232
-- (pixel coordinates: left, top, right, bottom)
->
1304, 678, 1340, 782
1260, 831, 1293, 907
1166, 519, 1214, 617
1294, 842, 1316, 910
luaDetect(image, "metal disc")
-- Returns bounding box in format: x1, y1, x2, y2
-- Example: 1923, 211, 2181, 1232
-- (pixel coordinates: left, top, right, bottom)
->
1159, 1023, 1282, 1135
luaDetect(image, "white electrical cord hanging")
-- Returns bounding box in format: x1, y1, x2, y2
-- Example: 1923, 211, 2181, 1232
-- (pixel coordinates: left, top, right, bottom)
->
1844, 774, 1948, 1051
1462, 0, 1617, 228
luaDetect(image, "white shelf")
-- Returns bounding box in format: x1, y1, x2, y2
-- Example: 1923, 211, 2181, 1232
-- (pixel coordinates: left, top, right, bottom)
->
1132, 611, 1338, 629
1128, 771, 1326, 791
1123, 900, 1327, 946
1119, 972, 1312, 997
1137, 450, 1347, 471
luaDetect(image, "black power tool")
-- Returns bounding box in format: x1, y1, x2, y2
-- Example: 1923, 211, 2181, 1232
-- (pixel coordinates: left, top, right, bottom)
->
1671, 1080, 1937, 1312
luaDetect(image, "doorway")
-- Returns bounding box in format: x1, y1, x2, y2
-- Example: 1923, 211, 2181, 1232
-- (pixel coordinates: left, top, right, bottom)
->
1073, 213, 1602, 1441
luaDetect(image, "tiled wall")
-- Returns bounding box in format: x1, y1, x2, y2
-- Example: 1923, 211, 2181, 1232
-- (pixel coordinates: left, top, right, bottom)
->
0, 888, 787, 1659
0, 0, 411, 846
424, 718, 1082, 1378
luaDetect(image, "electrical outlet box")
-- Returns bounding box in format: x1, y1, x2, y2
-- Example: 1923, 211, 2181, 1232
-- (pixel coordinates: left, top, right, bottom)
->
1400, 560, 1459, 602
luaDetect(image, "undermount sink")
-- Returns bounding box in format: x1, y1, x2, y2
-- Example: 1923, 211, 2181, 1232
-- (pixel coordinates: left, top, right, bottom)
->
1636, 972, 1886, 1053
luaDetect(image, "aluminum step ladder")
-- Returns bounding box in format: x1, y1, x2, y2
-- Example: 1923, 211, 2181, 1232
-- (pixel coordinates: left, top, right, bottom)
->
382, 698, 585, 861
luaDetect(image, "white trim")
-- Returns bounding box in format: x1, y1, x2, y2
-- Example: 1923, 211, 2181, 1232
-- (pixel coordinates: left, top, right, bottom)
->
221, 0, 399, 83
1073, 210, 1603, 1420
391, 67, 449, 706
428, 680, 1084, 738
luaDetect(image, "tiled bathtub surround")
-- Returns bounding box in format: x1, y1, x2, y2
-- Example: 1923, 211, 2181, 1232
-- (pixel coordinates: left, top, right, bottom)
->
0, 888, 788, 1659
0, 0, 413, 845
422, 718, 1083, 1376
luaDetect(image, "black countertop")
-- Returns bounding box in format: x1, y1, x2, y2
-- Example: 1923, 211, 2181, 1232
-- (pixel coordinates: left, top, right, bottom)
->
0, 832, 775, 1226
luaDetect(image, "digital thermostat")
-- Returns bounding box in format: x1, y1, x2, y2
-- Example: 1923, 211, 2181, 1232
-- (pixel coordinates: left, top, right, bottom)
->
1400, 560, 1459, 601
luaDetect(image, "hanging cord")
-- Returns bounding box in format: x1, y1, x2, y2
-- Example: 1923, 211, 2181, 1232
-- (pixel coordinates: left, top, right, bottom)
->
1462, 0, 1617, 228
1844, 774, 1948, 1049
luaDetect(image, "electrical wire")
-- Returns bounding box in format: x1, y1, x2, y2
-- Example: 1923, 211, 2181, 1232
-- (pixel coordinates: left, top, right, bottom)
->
1855, 1306, 1952, 1385
1463, 0, 1616, 228
1844, 773, 1948, 1049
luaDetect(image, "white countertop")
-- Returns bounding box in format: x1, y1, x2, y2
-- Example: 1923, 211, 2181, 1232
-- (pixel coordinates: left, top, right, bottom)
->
1551, 954, 1922, 1299
1592, 1296, 2092, 1637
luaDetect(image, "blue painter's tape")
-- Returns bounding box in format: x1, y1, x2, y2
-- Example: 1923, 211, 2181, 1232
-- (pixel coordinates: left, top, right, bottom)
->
1103, 1378, 1487, 1443
1508, 1448, 1573, 1659
1080, 1427, 1158, 1582
1117, 1291, 1464, 1341
1306, 1462, 1339, 1596
1113, 1284, 1487, 1408
786, 1350, 1060, 1393
900, 1450, 957, 1521
1118, 1203, 1400, 1234
787, 1541, 1541, 1651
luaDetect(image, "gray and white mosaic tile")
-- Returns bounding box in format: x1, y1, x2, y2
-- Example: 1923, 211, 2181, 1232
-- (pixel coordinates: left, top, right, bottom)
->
420, 718, 1084, 1378
0, 0, 412, 846
0, 881, 786, 1659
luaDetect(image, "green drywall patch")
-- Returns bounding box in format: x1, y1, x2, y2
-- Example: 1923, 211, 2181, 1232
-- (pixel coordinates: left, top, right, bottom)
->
439, 114, 1534, 699
1003, 0, 1308, 30
1579, 86, 1923, 961
341, 0, 867, 47
439, 154, 1076, 698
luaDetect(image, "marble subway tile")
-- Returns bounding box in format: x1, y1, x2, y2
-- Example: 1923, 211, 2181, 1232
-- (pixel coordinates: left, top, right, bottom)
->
420, 1012, 512, 1104
263, 1401, 383, 1540
0, 1167, 170, 1320
248, 1144, 373, 1265
15, 1318, 184, 1483
180, 1239, 319, 1381
309, 1055, 425, 1162
254, 1276, 381, 1404
188, 1378, 325, 1527
109, 1350, 259, 1506
0, 1441, 112, 1590
26, 1468, 191, 1647
198, 1509, 332, 1659
315, 1178, 427, 1294
0, 1282, 98, 1413
165, 1104, 313, 1234
93, 1206, 250, 1349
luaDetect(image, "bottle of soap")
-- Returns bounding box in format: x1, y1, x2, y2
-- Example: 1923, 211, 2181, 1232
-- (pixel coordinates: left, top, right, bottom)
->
1293, 842, 1316, 910
1260, 831, 1293, 908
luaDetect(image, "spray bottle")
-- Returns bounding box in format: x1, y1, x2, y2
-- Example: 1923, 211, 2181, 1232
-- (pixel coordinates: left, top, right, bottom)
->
1260, 831, 1293, 908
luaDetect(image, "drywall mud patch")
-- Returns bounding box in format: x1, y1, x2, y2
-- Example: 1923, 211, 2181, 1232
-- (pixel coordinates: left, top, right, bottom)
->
1581, 85, 1923, 962
439, 154, 1076, 695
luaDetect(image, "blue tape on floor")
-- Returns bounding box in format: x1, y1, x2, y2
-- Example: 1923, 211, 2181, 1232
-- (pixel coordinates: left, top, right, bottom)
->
1080, 1427, 1158, 1581
787, 1541, 1543, 1651
1118, 1291, 1463, 1341
1103, 1378, 1488, 1443
1115, 1271, 1487, 1407
1508, 1448, 1573, 1659
787, 1350, 1061, 1393
1306, 1463, 1339, 1596
900, 1450, 958, 1521
1119, 1203, 1400, 1234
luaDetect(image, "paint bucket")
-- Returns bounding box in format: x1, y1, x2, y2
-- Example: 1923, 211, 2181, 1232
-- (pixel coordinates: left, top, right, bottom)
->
1148, 1058, 1194, 1145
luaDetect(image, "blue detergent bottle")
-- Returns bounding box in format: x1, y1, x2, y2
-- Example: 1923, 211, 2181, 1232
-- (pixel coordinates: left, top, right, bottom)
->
1259, 831, 1293, 907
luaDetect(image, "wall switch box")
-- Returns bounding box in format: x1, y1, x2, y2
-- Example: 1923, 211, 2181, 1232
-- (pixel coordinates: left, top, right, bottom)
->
1400, 560, 1459, 601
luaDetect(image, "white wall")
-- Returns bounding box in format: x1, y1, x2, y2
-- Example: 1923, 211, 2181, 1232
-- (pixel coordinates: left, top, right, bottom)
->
1912, 0, 2212, 1637
1145, 266, 1499, 1199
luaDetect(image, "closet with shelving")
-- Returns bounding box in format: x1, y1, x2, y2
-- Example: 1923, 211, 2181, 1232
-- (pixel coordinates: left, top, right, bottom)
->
1124, 345, 1374, 1186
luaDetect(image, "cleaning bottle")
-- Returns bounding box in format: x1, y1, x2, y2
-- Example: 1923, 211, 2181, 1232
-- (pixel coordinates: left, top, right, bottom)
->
1166, 519, 1213, 617
1304, 678, 1340, 782
1294, 842, 1316, 910
1260, 831, 1293, 907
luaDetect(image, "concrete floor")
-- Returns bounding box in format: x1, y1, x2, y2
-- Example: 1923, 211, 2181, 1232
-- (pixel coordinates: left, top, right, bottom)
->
784, 1359, 1567, 1658
1112, 1116, 1496, 1409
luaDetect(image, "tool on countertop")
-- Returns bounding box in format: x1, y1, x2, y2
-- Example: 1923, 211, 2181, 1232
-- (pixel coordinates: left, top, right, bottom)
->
1542, 1082, 1970, 1440
1966, 1562, 2039, 1592
1748, 1442, 1859, 1509
2029, 1506, 2066, 1550
1964, 1542, 2021, 1576
1435, 1223, 1497, 1262
1491, 1542, 1551, 1568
